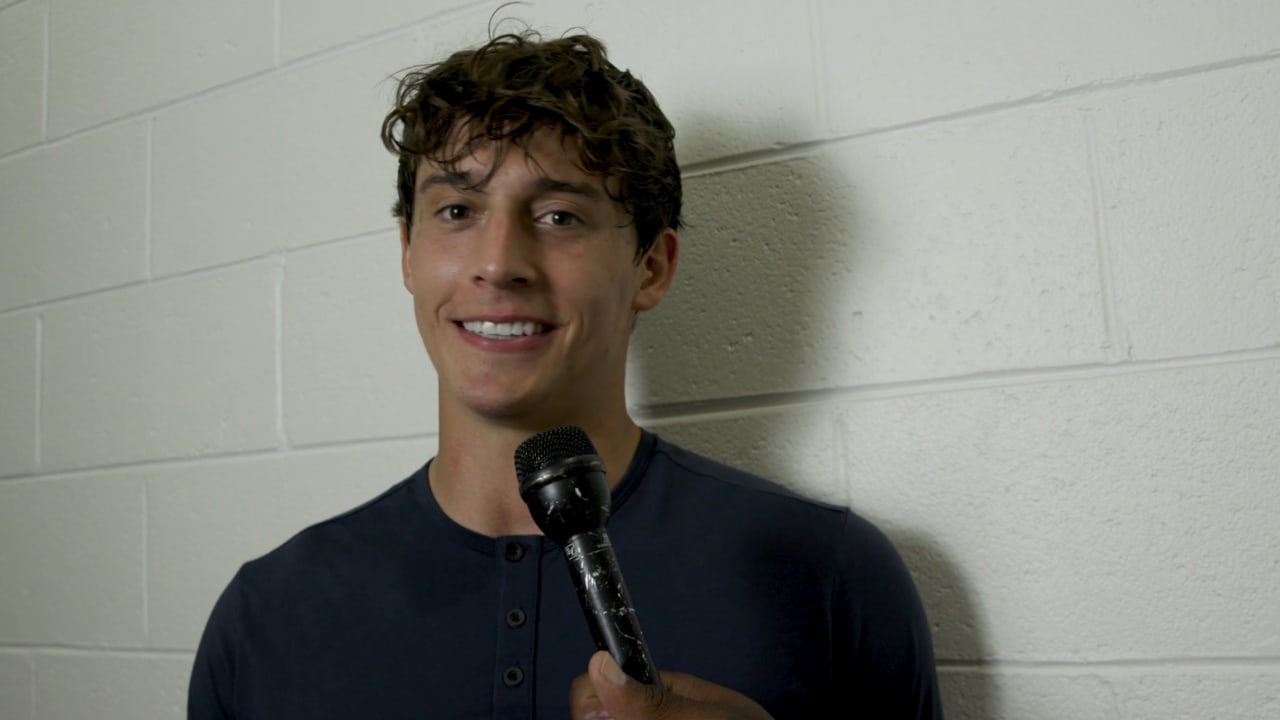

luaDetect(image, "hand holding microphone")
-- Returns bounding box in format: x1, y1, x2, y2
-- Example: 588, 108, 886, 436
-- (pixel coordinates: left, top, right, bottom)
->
515, 426, 774, 720
515, 425, 660, 685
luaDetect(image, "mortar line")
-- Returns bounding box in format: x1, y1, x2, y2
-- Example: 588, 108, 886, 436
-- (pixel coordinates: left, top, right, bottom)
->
0, 432, 436, 486
33, 314, 42, 470
1083, 110, 1125, 363
144, 118, 154, 279
937, 655, 1280, 672
2, 340, 1277, 483
275, 254, 290, 450
632, 346, 1280, 423
0, 11, 446, 161
5, 43, 1275, 169
0, 232, 397, 318
29, 649, 37, 717
141, 478, 149, 642
272, 0, 281, 67
0, 643, 195, 659
282, 1, 484, 68
806, 0, 828, 135
39, 0, 48, 141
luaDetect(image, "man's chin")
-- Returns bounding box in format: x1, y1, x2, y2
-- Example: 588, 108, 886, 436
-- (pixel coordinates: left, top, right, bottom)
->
460, 392, 567, 429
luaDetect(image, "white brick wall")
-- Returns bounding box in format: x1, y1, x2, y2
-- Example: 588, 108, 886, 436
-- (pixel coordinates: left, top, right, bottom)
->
33, 653, 191, 719
283, 233, 437, 446
40, 263, 279, 471
0, 474, 145, 646
0, 653, 34, 720
0, 314, 37, 476
46, 0, 275, 138
0, 0, 43, 154
0, 121, 147, 309
1, 0, 1276, 717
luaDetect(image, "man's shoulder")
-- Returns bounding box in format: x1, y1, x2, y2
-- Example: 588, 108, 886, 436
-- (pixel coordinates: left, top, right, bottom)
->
645, 433, 848, 517
236, 466, 426, 585
640, 433, 905, 568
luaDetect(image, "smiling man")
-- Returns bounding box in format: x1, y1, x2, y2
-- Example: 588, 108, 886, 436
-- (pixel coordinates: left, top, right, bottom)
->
400, 126, 672, 536
188, 31, 942, 720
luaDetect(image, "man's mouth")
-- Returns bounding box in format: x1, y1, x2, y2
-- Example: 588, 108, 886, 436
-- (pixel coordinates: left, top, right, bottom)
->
460, 320, 550, 339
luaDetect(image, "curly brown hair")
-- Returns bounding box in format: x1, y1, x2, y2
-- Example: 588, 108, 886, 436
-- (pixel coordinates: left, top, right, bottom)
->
380, 31, 682, 258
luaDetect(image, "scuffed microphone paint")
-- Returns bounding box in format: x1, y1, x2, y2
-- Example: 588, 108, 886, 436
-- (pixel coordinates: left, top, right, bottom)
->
514, 426, 660, 685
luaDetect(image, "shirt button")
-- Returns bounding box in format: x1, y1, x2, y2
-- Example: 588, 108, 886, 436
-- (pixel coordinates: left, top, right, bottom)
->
499, 540, 519, 563
506, 608, 526, 628
503, 666, 524, 687
504, 542, 525, 561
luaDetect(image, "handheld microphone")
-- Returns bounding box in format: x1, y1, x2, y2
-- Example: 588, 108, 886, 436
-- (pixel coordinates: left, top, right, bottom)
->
514, 426, 659, 685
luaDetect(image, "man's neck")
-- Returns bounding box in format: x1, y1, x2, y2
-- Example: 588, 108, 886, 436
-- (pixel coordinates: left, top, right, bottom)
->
429, 407, 643, 538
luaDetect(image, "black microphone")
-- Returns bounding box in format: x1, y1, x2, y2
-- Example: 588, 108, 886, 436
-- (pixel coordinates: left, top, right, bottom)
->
514, 426, 660, 685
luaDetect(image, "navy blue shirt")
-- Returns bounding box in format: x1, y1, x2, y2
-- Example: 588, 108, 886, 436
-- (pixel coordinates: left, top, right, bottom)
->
189, 432, 941, 718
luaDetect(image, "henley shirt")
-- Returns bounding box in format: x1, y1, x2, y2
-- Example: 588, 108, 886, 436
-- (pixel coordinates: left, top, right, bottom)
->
189, 431, 941, 718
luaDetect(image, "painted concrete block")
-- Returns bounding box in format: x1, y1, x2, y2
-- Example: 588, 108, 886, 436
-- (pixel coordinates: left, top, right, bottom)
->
558, 0, 821, 163
0, 1, 44, 154
280, 0, 478, 61
820, 0, 1280, 134
47, 0, 273, 136
283, 234, 438, 445
34, 652, 191, 720
1093, 64, 1280, 360
0, 122, 146, 310
837, 358, 1280, 661
41, 263, 277, 471
0, 475, 145, 646
0, 314, 37, 477
643, 404, 846, 506
636, 104, 1103, 405
1116, 670, 1280, 719
938, 670, 1119, 720
150, 33, 420, 276
0, 653, 33, 720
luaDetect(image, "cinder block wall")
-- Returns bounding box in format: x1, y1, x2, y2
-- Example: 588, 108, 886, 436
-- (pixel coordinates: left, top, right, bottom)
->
1, 1, 1277, 717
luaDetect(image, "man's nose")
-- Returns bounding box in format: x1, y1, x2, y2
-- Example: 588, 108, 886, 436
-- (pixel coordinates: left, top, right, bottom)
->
472, 211, 537, 287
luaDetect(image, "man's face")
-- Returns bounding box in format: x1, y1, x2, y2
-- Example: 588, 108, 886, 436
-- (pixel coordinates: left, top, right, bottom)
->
400, 127, 677, 428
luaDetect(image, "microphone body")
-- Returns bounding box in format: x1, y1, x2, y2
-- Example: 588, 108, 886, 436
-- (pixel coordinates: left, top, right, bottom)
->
515, 427, 659, 685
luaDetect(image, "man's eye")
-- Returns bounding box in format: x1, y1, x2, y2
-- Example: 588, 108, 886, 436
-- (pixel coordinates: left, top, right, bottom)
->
439, 205, 470, 221
542, 210, 579, 227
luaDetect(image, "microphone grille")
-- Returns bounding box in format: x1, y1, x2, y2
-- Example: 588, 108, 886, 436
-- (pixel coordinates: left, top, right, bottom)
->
514, 425, 599, 483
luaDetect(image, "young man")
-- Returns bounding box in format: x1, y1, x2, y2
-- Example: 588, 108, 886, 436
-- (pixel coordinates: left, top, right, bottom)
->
189, 32, 941, 719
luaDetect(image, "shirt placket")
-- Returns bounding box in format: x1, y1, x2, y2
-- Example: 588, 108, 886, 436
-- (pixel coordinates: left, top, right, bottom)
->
492, 536, 542, 718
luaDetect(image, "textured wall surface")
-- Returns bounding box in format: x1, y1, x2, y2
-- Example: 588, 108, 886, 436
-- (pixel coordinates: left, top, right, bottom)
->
1, 1, 1278, 717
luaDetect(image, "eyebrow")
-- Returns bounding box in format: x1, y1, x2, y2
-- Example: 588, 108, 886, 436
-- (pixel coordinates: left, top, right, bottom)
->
417, 171, 475, 195
531, 177, 604, 200
416, 171, 606, 201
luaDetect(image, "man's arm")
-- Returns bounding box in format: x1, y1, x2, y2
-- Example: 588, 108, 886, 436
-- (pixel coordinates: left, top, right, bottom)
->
188, 572, 242, 720
833, 511, 943, 718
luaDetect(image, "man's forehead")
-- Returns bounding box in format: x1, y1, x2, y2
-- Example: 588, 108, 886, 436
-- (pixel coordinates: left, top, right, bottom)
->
415, 130, 617, 196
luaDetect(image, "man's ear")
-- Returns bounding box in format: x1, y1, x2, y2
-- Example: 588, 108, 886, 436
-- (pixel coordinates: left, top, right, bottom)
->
399, 218, 413, 294
632, 228, 679, 312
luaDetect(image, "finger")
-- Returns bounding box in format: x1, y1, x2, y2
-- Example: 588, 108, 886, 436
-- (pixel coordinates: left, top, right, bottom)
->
588, 650, 670, 719
619, 667, 773, 720
568, 669, 607, 720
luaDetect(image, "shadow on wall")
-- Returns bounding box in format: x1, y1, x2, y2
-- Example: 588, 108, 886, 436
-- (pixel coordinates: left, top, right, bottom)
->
897, 533, 993, 720
626, 113, 994, 719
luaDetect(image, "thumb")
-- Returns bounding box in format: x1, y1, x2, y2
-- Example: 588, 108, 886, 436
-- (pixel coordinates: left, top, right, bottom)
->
587, 650, 671, 719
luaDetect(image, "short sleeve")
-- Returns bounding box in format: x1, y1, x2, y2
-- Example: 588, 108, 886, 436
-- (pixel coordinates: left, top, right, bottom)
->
831, 511, 943, 718
188, 570, 243, 720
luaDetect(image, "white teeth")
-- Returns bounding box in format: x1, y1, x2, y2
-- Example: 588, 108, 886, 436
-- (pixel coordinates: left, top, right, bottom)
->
462, 320, 545, 338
